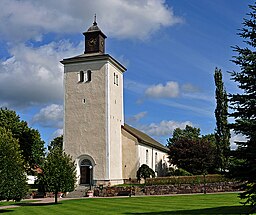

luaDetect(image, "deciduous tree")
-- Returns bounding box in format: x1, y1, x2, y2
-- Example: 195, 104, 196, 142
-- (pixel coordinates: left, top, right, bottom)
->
48, 135, 63, 151
0, 108, 45, 171
167, 125, 200, 145
0, 127, 28, 201
37, 147, 76, 204
167, 126, 217, 175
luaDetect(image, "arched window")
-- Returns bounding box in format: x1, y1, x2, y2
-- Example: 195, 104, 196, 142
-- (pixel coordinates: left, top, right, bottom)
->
78, 70, 92, 83
81, 159, 91, 166
84, 70, 92, 82
78, 71, 84, 82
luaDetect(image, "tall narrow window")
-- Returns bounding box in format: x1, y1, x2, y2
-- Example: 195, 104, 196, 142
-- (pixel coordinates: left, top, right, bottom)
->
85, 70, 92, 82
155, 152, 158, 169
78, 70, 91, 83
116, 74, 119, 86
114, 73, 119, 86
78, 71, 84, 82
146, 149, 149, 165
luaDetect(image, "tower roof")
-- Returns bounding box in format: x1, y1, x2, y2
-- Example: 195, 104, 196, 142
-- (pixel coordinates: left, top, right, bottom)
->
87, 14, 101, 32
84, 14, 106, 39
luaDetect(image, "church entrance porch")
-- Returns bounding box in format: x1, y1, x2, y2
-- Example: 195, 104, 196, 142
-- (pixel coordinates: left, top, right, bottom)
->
80, 159, 93, 187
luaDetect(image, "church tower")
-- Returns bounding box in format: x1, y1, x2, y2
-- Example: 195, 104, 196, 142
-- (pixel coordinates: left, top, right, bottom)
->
61, 16, 126, 186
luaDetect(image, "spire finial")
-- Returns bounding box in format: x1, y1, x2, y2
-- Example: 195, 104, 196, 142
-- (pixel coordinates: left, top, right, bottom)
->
93, 14, 97, 26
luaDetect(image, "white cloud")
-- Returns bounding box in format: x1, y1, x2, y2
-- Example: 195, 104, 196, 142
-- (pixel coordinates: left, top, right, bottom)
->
50, 129, 63, 140
145, 81, 179, 98
181, 83, 199, 93
230, 130, 247, 150
0, 0, 183, 42
0, 0, 82, 42
126, 111, 147, 123
138, 120, 193, 137
32, 104, 63, 128
0, 41, 82, 107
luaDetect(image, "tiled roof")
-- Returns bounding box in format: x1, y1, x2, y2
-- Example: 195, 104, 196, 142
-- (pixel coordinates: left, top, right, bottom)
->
122, 123, 169, 153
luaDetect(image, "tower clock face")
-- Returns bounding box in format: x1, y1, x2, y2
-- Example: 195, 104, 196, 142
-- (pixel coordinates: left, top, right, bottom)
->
86, 36, 98, 52
88, 38, 97, 46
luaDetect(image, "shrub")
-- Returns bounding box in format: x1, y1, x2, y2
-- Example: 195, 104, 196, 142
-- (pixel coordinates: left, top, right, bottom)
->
146, 174, 231, 186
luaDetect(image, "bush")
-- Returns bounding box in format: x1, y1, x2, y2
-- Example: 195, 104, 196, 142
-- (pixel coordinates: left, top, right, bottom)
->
145, 174, 232, 186
169, 167, 192, 176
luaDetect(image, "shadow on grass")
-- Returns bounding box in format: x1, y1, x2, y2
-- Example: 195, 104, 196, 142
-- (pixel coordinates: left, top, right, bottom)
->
15, 202, 62, 207
125, 205, 253, 215
0, 209, 14, 213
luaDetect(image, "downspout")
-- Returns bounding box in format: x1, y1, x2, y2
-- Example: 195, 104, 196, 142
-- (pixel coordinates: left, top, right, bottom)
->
152, 147, 154, 170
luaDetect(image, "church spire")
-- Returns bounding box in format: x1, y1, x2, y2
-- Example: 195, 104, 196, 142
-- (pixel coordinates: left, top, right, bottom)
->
93, 14, 97, 26
83, 15, 107, 54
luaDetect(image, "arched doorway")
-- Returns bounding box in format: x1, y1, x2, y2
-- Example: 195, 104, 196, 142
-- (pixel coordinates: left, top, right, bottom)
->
80, 159, 92, 185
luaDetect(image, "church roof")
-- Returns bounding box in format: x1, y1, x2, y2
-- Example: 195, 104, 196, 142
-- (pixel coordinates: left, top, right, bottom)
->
122, 123, 169, 153
83, 14, 107, 38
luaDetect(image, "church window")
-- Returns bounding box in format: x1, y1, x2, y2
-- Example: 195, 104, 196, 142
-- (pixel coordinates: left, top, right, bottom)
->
81, 159, 91, 166
84, 70, 92, 82
116, 75, 119, 86
155, 152, 158, 169
146, 149, 149, 164
78, 70, 92, 83
114, 73, 118, 86
78, 71, 84, 82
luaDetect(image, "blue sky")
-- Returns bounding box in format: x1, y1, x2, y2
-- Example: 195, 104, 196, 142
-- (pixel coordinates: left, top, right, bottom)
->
0, 0, 252, 149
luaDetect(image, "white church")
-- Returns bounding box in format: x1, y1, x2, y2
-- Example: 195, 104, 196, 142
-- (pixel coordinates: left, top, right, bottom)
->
61, 18, 169, 186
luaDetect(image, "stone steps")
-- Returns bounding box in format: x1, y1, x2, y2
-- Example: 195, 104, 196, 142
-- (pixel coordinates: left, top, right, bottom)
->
65, 186, 90, 198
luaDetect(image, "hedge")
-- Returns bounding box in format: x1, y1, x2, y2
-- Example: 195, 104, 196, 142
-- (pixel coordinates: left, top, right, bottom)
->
145, 174, 232, 186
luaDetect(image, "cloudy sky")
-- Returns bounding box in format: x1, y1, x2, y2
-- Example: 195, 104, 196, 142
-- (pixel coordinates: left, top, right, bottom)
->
0, 0, 251, 148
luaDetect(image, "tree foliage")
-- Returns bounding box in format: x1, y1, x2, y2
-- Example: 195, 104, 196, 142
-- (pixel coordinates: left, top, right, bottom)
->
167, 126, 217, 175
136, 164, 155, 182
167, 125, 200, 144
37, 147, 76, 204
0, 127, 28, 201
48, 135, 63, 151
214, 67, 230, 171
228, 3, 256, 207
0, 108, 45, 171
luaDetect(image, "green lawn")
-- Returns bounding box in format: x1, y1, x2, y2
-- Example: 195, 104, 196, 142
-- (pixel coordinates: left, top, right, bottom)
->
0, 193, 254, 214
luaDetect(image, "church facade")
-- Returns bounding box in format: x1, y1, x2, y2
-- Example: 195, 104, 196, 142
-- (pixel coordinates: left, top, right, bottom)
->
61, 19, 169, 186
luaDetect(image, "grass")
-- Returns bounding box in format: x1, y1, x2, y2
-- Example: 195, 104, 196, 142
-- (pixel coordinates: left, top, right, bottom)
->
0, 193, 254, 214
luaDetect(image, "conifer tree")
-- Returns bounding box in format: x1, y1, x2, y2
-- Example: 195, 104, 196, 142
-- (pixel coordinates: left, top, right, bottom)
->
214, 68, 230, 172
229, 3, 256, 207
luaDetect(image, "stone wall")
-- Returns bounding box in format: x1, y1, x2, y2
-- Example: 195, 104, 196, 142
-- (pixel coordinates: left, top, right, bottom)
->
93, 182, 242, 197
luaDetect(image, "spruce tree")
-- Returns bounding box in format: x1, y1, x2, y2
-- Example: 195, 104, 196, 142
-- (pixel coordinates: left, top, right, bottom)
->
214, 68, 230, 172
229, 3, 256, 207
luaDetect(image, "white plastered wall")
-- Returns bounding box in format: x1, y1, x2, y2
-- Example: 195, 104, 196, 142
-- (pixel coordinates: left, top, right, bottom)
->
64, 60, 108, 182
107, 62, 124, 183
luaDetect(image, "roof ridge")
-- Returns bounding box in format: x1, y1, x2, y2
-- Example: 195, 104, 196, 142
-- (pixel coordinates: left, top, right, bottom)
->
122, 123, 169, 152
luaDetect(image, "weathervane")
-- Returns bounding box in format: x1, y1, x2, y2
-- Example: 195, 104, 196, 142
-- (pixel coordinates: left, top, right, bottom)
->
93, 14, 97, 26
